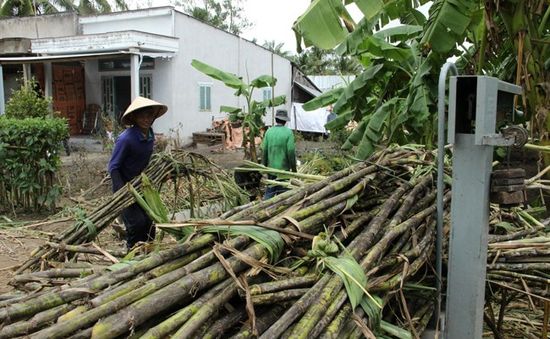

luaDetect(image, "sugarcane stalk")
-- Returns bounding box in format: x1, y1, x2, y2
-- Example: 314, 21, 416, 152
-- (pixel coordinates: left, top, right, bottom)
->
61, 248, 209, 321
0, 304, 75, 339
29, 237, 250, 338
371, 237, 434, 292
488, 262, 550, 271
368, 221, 433, 276
230, 304, 288, 339
171, 281, 238, 338
45, 242, 124, 256
319, 302, 353, 339
310, 288, 349, 338
251, 288, 309, 305
140, 279, 234, 339
11, 268, 95, 285
0, 234, 215, 323
488, 226, 546, 243
283, 182, 422, 338
487, 271, 550, 285
89, 243, 268, 339
249, 274, 317, 295
200, 307, 247, 339
362, 194, 447, 272
259, 274, 332, 339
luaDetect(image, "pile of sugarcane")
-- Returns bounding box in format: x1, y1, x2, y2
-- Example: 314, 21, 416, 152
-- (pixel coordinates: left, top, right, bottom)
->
484, 219, 549, 338
0, 146, 446, 338
14, 150, 247, 274
1, 145, 548, 338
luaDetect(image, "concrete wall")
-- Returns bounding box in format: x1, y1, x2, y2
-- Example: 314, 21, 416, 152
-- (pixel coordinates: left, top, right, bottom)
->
80, 7, 173, 37
155, 11, 292, 143
0, 12, 77, 39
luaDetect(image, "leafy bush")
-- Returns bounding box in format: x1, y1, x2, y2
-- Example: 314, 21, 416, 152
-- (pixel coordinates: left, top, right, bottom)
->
5, 78, 52, 119
0, 117, 68, 212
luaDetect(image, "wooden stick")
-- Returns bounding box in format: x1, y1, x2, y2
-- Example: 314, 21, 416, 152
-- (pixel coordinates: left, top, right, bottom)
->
91, 242, 119, 264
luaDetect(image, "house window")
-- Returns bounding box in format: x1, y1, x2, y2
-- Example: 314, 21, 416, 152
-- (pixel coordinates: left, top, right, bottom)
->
102, 77, 114, 116
140, 76, 152, 98
99, 57, 155, 71
199, 84, 211, 111
263, 88, 272, 102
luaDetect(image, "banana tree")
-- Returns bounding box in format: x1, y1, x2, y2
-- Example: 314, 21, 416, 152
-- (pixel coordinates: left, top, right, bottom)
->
293, 0, 548, 160
191, 59, 286, 162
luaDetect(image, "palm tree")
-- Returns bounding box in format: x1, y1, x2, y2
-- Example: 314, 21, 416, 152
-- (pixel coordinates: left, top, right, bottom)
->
0, 0, 127, 17
262, 40, 292, 58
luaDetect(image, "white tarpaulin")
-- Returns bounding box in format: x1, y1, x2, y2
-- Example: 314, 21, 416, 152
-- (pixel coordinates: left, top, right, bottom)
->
287, 103, 330, 133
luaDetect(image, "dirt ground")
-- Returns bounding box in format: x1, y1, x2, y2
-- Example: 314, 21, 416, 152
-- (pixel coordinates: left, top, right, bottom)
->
0, 138, 338, 293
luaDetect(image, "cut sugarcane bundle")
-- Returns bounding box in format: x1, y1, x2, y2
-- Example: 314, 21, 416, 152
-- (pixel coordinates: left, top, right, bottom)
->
1, 145, 547, 338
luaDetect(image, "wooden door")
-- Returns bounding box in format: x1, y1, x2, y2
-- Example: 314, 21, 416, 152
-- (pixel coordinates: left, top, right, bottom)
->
52, 64, 86, 135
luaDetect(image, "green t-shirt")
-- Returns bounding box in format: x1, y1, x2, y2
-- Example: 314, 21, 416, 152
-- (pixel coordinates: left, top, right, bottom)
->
261, 125, 296, 172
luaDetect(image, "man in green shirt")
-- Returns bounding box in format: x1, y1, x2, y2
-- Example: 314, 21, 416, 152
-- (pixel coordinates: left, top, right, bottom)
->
262, 109, 297, 199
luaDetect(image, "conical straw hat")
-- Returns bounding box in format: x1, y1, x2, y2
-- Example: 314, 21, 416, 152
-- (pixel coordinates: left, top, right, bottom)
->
121, 96, 168, 125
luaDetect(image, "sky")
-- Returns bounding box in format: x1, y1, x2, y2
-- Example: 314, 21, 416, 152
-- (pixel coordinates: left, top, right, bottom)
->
127, 0, 319, 54
239, 0, 311, 55
128, 1, 430, 55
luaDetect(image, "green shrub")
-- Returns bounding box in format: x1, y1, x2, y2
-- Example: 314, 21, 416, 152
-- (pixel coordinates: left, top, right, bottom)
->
0, 117, 68, 212
5, 78, 52, 119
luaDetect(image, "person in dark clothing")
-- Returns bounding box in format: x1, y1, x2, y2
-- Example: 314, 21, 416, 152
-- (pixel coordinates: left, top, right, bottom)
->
261, 109, 297, 200
108, 96, 168, 249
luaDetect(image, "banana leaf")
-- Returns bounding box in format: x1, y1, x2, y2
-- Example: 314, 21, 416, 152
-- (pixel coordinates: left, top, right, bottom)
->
191, 59, 246, 91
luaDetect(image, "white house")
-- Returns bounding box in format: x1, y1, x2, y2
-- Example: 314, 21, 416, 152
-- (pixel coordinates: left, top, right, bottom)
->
0, 7, 320, 142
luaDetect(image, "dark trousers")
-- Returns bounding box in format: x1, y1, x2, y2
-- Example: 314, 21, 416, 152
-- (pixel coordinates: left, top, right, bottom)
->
263, 175, 289, 200
122, 202, 155, 249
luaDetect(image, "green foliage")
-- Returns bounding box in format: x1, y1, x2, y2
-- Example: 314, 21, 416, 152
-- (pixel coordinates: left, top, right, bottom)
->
299, 151, 351, 176
191, 59, 286, 162
5, 78, 52, 119
294, 0, 549, 160
204, 225, 284, 263
0, 117, 68, 212
181, 0, 251, 35
306, 232, 381, 310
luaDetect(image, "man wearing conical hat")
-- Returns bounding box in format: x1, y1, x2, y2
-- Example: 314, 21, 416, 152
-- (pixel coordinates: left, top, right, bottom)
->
108, 96, 168, 249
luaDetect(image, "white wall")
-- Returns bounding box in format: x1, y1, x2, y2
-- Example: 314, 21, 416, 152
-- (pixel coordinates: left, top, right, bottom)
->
0, 12, 77, 39
80, 7, 174, 37
156, 11, 292, 144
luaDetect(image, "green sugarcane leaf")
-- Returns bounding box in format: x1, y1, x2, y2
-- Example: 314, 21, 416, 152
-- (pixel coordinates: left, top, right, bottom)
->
343, 194, 359, 213
493, 221, 518, 232
140, 174, 169, 223
204, 225, 284, 263
324, 255, 377, 309
360, 294, 383, 332
381, 320, 412, 339
128, 183, 164, 223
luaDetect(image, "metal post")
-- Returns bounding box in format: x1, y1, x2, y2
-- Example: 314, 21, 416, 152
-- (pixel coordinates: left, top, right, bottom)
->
0, 65, 5, 115
436, 62, 457, 326
445, 133, 492, 338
